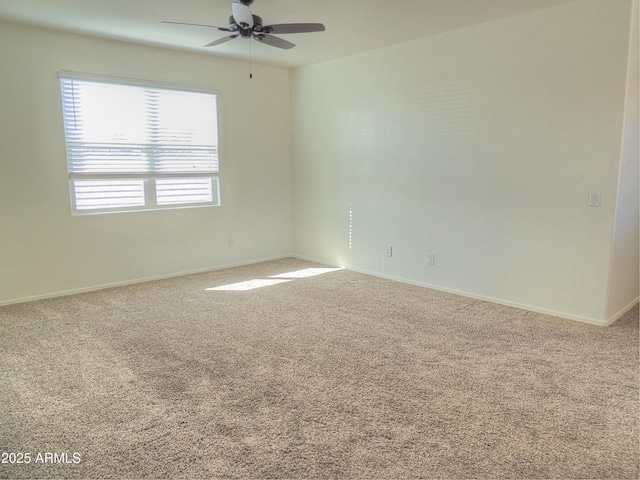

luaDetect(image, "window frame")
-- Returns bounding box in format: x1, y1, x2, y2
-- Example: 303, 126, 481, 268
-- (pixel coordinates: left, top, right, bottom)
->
59, 71, 221, 215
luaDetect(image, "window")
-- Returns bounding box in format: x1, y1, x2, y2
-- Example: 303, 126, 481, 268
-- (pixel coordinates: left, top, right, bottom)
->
59, 73, 220, 214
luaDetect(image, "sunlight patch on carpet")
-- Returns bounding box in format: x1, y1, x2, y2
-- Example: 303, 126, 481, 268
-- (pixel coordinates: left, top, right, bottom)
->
270, 267, 343, 279
207, 278, 292, 291
207, 266, 343, 291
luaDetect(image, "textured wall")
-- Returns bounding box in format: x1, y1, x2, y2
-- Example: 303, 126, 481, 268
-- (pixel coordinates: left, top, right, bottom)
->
606, 0, 640, 321
0, 22, 292, 304
291, 0, 634, 324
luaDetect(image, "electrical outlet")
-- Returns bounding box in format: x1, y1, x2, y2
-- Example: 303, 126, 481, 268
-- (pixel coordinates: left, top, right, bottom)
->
229, 238, 236, 248
385, 246, 393, 257
427, 253, 436, 265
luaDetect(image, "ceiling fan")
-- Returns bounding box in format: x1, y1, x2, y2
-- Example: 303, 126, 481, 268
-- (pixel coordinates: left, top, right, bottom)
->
163, 0, 325, 50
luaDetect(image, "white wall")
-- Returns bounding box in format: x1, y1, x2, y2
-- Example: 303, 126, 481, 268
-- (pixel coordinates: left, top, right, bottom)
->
606, 0, 640, 322
0, 21, 292, 305
291, 0, 636, 324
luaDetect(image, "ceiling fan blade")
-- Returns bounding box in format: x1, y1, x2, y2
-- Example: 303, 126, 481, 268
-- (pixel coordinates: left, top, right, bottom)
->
253, 34, 295, 50
263, 23, 325, 34
162, 20, 235, 32
232, 1, 254, 29
205, 35, 239, 47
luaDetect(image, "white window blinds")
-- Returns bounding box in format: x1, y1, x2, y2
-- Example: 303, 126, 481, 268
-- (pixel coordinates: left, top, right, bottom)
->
60, 73, 220, 213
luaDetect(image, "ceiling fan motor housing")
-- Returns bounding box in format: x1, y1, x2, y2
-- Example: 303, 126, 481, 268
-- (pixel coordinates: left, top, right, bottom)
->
228, 14, 263, 37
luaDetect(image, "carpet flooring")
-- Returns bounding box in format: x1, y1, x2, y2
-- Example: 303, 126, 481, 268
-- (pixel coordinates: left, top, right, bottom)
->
0, 258, 638, 479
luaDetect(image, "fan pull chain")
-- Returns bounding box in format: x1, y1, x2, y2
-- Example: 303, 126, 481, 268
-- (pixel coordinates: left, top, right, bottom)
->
249, 38, 253, 79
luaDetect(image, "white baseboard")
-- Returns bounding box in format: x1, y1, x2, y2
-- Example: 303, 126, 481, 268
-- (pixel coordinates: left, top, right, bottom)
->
292, 254, 624, 326
8, 253, 636, 328
605, 298, 640, 326
0, 255, 291, 307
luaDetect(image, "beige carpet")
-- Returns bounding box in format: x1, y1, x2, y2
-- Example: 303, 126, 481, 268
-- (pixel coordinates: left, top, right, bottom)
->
0, 257, 638, 479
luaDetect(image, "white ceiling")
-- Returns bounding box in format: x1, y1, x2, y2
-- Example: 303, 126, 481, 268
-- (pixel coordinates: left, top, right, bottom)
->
0, 0, 578, 68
